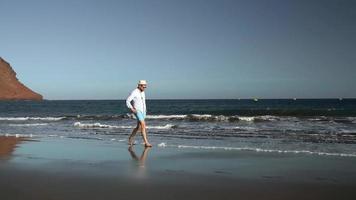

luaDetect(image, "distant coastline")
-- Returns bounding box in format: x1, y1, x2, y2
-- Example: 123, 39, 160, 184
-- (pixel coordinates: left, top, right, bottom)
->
0, 57, 43, 101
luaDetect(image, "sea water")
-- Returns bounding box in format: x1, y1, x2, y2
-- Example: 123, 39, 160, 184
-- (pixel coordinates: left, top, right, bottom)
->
0, 99, 356, 157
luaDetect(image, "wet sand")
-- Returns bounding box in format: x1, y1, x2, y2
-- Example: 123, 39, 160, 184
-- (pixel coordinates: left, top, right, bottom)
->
0, 136, 27, 159
1, 136, 356, 200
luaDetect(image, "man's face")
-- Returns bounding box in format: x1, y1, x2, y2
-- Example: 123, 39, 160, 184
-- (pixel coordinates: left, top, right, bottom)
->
138, 84, 147, 91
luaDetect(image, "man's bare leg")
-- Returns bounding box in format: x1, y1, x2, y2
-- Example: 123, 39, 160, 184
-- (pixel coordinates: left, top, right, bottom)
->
139, 121, 152, 147
128, 122, 140, 146
139, 147, 151, 166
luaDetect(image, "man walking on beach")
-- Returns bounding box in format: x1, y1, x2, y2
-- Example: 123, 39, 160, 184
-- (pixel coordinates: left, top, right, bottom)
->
126, 80, 152, 147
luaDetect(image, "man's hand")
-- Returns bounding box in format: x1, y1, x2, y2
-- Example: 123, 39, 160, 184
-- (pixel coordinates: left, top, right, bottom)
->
131, 108, 137, 114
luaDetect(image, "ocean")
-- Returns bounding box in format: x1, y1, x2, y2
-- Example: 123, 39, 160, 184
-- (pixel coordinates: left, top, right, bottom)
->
1, 99, 356, 157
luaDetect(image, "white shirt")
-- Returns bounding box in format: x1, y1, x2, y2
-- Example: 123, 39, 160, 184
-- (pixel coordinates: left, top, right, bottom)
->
126, 88, 146, 114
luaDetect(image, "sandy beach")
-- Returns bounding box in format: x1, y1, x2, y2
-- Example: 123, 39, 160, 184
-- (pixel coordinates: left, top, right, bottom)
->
0, 136, 355, 200
2, 0, 356, 198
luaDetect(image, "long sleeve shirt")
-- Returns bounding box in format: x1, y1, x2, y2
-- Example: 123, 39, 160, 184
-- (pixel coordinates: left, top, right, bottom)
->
126, 88, 146, 114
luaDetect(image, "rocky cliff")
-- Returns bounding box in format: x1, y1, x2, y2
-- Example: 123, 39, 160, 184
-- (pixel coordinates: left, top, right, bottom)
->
0, 57, 43, 100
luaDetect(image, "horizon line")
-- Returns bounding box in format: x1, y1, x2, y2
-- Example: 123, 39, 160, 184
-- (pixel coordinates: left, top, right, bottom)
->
37, 97, 356, 101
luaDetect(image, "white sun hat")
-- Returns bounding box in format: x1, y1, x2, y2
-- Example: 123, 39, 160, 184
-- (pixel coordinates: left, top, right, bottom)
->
138, 80, 147, 85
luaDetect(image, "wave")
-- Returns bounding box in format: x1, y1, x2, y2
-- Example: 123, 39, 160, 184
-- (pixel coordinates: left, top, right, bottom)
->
338, 129, 356, 135
157, 144, 356, 157
1, 114, 355, 123
145, 115, 187, 119
347, 117, 356, 123
0, 117, 65, 121
334, 117, 356, 124
307, 116, 330, 121
148, 124, 178, 129
73, 122, 177, 129
74, 122, 126, 129
146, 114, 301, 122
0, 133, 35, 138
0, 115, 130, 121
9, 123, 48, 127
147, 114, 280, 122
231, 126, 260, 131
68, 114, 289, 122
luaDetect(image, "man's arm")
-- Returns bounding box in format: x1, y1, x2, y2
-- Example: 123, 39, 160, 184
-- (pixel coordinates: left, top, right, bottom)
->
126, 90, 137, 113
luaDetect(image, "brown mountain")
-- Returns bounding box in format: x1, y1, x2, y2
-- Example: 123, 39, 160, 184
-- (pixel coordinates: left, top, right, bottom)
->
0, 57, 43, 100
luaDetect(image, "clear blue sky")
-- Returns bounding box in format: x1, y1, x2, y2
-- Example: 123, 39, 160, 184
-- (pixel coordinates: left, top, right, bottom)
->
1, 0, 355, 99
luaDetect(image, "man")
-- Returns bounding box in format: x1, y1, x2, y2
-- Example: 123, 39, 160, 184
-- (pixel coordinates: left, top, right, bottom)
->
126, 80, 152, 147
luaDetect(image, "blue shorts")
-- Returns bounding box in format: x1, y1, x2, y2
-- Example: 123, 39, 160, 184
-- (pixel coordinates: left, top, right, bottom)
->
135, 111, 146, 122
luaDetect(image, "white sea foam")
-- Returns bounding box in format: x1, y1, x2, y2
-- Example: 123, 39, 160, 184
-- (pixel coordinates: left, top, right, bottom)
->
308, 116, 329, 121
147, 124, 176, 129
0, 133, 34, 138
146, 114, 219, 121
238, 117, 255, 122
147, 114, 247, 121
257, 115, 280, 121
174, 145, 356, 157
0, 117, 64, 121
129, 114, 299, 122
9, 123, 48, 127
191, 114, 213, 119
158, 142, 167, 147
146, 115, 187, 119
237, 116, 281, 122
347, 117, 356, 123
339, 129, 356, 134
74, 122, 176, 130
232, 126, 260, 131
146, 114, 236, 121
48, 134, 59, 137
74, 122, 127, 129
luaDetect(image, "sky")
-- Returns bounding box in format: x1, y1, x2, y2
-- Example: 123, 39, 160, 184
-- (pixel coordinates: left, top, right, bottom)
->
0, 0, 355, 99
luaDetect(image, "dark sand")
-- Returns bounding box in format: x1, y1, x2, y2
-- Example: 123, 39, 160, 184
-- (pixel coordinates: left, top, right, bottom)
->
1, 136, 356, 200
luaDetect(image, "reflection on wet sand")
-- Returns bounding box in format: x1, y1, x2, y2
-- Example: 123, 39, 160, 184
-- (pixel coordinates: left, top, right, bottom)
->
0, 136, 25, 160
128, 146, 151, 179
